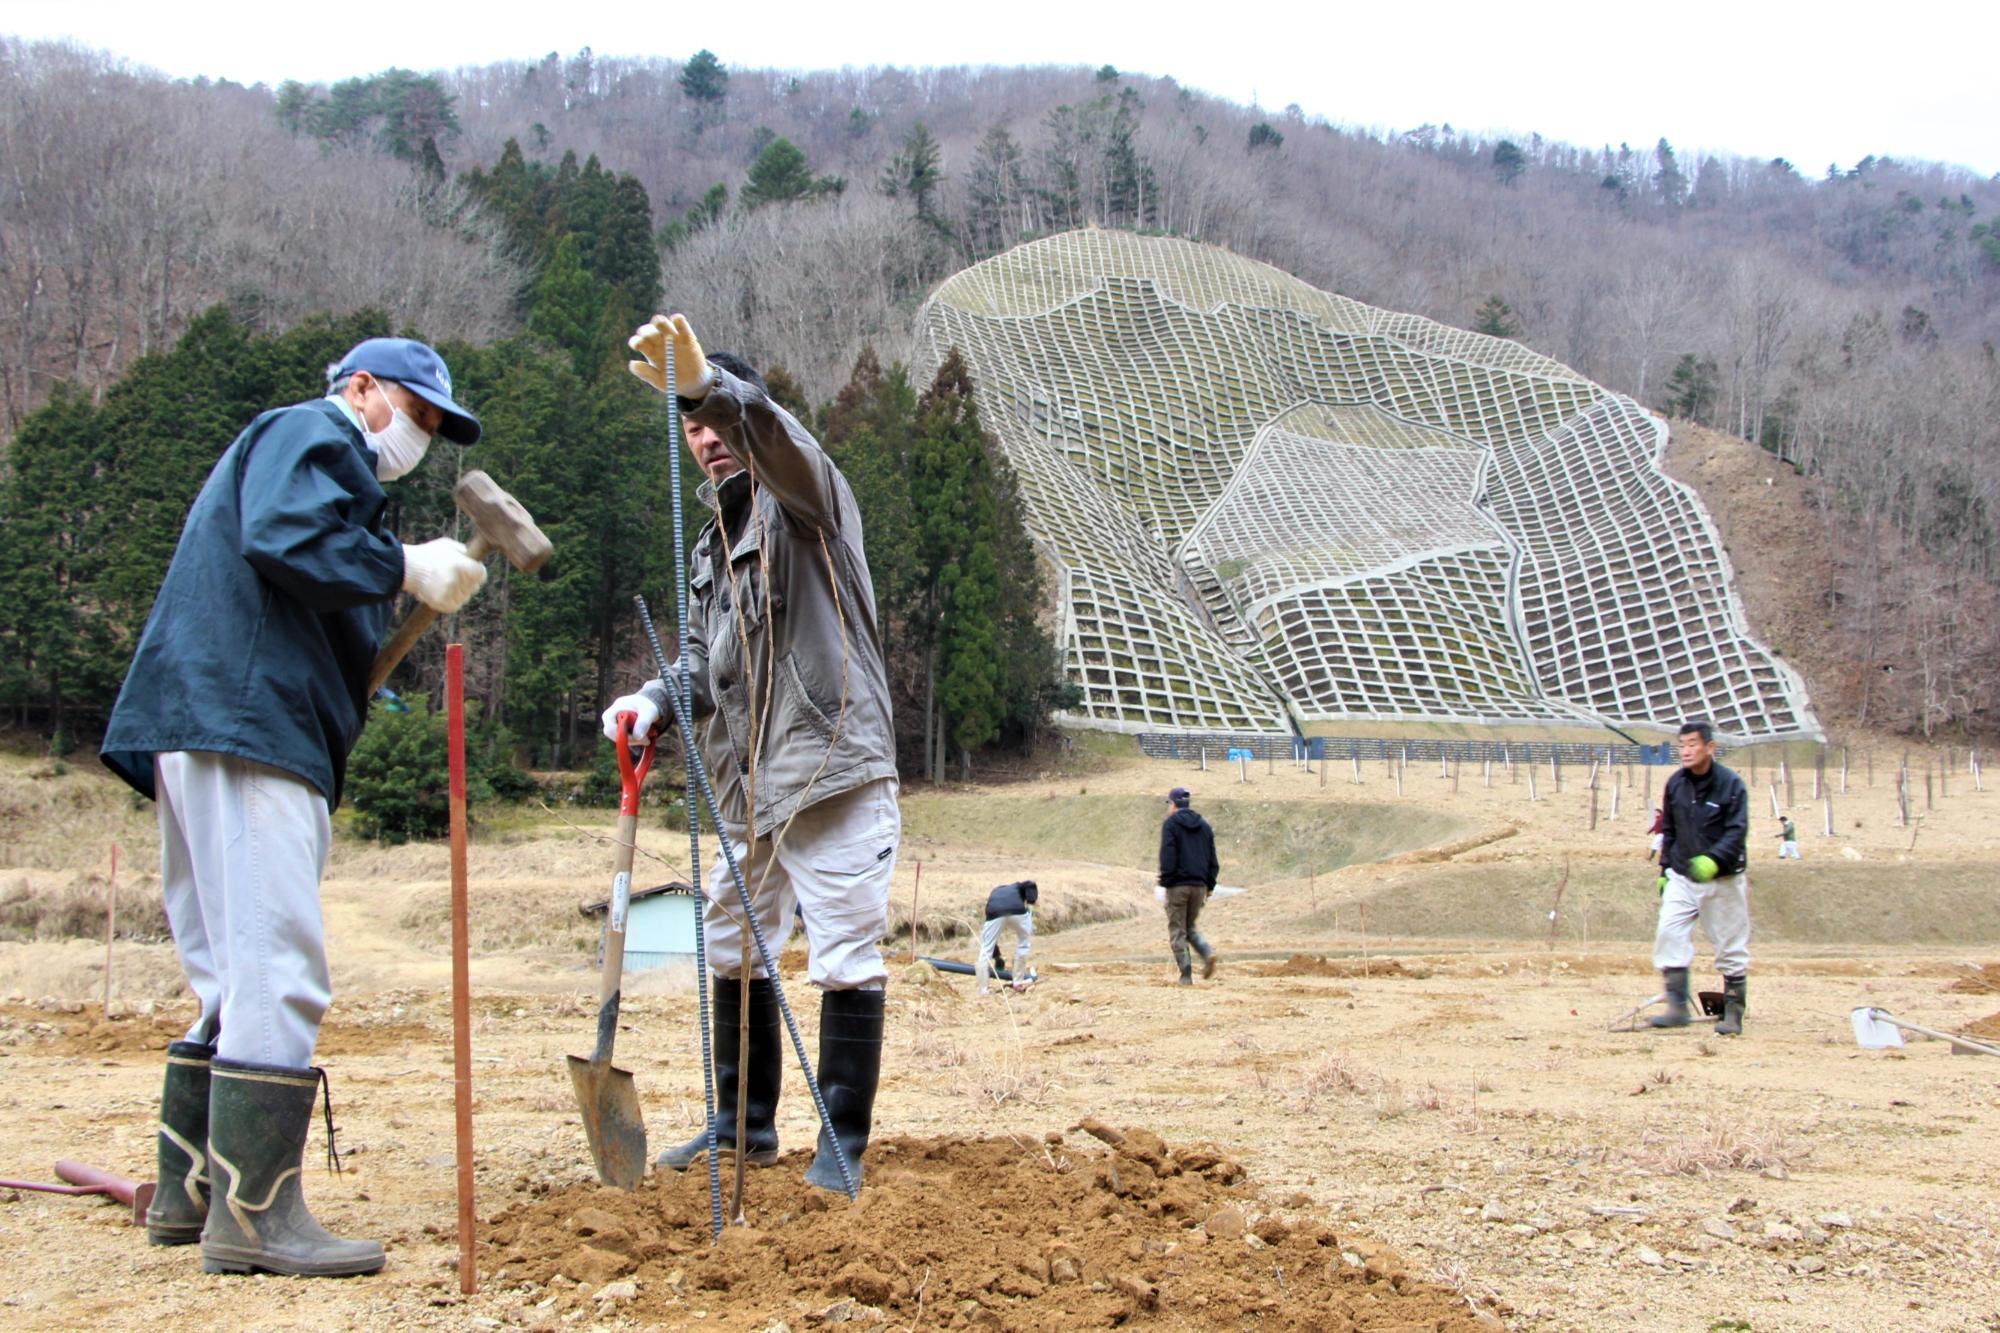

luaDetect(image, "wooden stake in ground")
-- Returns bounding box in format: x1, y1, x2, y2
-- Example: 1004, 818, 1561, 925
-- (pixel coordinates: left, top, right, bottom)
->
1589, 783, 1599, 830
1840, 746, 1849, 794
1199, 747, 1207, 772
1610, 783, 1620, 821
1769, 783, 1781, 818
1351, 751, 1361, 785
1546, 856, 1570, 956
1527, 764, 1539, 801
444, 643, 477, 1296
1238, 754, 1248, 784
1395, 756, 1404, 797
1823, 795, 1834, 837
101, 843, 118, 1016
1359, 901, 1369, 979
1319, 754, 1327, 788
907, 860, 924, 963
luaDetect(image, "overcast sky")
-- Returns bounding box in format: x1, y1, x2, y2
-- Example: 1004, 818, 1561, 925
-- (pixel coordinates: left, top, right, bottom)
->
10, 0, 1997, 177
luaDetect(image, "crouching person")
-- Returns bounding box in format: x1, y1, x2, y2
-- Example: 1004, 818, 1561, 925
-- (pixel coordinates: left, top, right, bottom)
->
976, 881, 1037, 994
603, 314, 901, 1192
100, 338, 486, 1274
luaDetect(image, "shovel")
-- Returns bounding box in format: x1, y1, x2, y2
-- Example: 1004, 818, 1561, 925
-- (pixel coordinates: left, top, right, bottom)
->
568, 713, 655, 1188
1850, 1006, 2000, 1058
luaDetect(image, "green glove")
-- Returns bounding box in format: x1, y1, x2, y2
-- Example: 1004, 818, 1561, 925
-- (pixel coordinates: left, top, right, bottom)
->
1689, 854, 1719, 883
1655, 875, 1667, 896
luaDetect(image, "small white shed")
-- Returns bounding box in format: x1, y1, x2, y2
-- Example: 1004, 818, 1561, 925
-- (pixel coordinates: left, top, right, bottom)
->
581, 881, 698, 971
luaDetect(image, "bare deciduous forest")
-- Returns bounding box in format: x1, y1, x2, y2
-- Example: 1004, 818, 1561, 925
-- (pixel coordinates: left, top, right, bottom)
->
4, 38, 1997, 738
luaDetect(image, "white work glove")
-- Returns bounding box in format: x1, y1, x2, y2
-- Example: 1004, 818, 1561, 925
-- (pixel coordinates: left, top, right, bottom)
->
627, 313, 712, 399
600, 692, 662, 747
401, 538, 487, 614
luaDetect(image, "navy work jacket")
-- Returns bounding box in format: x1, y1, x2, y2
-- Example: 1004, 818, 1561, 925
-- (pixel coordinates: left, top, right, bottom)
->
101, 398, 405, 808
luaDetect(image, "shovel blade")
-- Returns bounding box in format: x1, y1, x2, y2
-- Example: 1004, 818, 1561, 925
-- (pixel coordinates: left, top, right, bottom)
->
567, 1055, 647, 1189
1851, 1006, 1905, 1050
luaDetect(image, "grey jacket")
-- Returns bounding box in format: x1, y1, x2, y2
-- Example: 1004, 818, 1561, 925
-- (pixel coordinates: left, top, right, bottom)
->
642, 366, 897, 838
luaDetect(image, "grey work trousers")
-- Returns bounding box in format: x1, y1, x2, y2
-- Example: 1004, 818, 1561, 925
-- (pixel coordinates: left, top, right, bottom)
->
1164, 881, 1212, 972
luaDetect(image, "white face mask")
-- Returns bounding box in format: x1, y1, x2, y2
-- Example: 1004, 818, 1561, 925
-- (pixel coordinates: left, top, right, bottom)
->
362, 380, 433, 481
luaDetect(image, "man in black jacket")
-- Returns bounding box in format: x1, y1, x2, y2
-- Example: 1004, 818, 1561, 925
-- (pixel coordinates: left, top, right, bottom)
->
1158, 787, 1220, 985
1649, 720, 1752, 1035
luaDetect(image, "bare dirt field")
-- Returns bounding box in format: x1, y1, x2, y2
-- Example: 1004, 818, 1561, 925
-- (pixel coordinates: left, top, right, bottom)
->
2, 746, 1998, 1332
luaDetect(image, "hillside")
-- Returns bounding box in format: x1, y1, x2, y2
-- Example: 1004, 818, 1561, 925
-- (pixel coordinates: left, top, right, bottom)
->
3, 38, 1997, 740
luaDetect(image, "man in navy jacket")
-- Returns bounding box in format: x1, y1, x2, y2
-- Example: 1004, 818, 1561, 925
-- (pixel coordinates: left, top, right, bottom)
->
101, 338, 485, 1277
1648, 720, 1752, 1036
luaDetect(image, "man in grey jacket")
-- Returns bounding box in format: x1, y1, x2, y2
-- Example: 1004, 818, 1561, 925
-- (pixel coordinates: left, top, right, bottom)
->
602, 314, 899, 1191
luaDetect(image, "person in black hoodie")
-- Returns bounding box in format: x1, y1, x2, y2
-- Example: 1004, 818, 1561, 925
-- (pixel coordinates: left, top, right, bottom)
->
1649, 720, 1752, 1035
1158, 787, 1221, 985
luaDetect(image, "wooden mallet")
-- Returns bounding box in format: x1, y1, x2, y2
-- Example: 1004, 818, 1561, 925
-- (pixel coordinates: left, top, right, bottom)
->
368, 471, 552, 694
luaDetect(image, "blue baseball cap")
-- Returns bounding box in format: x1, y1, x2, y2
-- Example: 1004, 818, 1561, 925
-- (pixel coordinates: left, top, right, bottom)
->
332, 337, 481, 445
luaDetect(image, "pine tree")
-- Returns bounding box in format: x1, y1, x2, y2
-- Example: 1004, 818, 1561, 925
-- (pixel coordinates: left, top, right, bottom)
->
742, 137, 819, 208
1473, 295, 1520, 338
679, 50, 729, 104
1492, 140, 1527, 185
881, 122, 944, 227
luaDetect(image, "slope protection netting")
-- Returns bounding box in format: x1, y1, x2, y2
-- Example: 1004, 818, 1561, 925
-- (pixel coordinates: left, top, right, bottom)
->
914, 230, 1816, 739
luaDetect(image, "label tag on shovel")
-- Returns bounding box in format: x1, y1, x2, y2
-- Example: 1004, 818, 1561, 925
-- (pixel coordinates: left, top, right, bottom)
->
610, 872, 631, 934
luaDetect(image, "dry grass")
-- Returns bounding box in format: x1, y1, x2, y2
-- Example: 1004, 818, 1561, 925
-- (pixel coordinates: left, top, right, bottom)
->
0, 870, 169, 943
395, 879, 595, 957
1632, 1111, 1815, 1177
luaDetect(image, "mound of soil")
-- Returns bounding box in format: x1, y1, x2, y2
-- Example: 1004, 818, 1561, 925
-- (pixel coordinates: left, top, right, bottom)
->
1947, 963, 2000, 994
1964, 1011, 2000, 1040
486, 1122, 1499, 1331
1249, 955, 1417, 980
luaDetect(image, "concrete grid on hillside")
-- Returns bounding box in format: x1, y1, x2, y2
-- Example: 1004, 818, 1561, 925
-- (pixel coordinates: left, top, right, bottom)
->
914, 230, 1816, 741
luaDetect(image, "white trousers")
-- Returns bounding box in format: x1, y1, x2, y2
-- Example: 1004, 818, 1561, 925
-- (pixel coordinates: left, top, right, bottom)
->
1652, 867, 1751, 977
975, 911, 1033, 990
701, 778, 899, 990
1778, 841, 1800, 859
155, 751, 333, 1066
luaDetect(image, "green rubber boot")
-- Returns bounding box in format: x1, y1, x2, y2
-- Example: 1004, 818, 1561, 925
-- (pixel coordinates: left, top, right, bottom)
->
1649, 967, 1693, 1029
1714, 974, 1747, 1036
146, 1040, 213, 1245
200, 1059, 383, 1277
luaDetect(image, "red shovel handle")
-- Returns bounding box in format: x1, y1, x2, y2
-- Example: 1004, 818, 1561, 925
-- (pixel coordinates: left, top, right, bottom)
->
614, 713, 656, 818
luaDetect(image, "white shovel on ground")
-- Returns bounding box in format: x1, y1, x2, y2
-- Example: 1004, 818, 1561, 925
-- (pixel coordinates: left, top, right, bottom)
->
1850, 1006, 2000, 1058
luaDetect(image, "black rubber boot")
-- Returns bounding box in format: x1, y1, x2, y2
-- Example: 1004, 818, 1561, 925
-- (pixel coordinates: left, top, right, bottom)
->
200, 1059, 382, 1277
1714, 974, 1747, 1036
803, 988, 884, 1194
1649, 967, 1693, 1028
657, 976, 781, 1170
146, 1040, 213, 1245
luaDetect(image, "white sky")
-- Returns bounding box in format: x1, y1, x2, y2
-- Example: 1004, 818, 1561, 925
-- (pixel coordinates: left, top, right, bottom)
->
10, 0, 1998, 177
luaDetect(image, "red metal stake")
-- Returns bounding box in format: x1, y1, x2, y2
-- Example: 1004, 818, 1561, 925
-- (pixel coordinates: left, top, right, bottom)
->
446, 644, 476, 1295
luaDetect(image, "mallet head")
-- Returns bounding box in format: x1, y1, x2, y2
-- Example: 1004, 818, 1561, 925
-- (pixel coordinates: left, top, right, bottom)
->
454, 470, 552, 573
